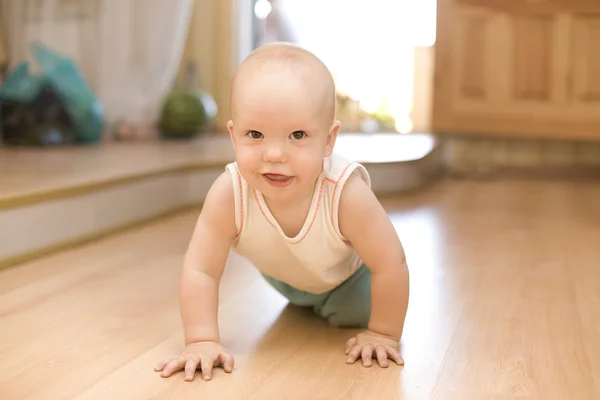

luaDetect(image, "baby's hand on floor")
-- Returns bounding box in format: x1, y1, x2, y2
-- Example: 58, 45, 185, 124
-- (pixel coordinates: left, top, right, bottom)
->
154, 341, 234, 381
345, 330, 404, 368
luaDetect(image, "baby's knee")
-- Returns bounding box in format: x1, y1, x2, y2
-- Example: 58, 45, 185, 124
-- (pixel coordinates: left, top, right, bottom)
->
317, 304, 370, 329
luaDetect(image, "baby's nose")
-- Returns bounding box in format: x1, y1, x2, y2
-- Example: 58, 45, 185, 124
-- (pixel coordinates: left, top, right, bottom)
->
263, 144, 286, 162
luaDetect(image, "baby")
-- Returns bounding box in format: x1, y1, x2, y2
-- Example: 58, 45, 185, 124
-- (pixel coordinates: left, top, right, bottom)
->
155, 42, 410, 382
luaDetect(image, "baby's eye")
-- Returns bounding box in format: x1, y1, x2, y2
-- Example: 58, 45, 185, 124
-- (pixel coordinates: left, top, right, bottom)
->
290, 131, 306, 140
246, 130, 263, 139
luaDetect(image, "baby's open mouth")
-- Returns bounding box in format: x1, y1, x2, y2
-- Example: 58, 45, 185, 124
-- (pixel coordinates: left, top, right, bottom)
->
262, 173, 294, 187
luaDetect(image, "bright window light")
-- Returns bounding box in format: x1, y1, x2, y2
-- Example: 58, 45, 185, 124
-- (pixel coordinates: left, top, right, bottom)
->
254, 0, 272, 20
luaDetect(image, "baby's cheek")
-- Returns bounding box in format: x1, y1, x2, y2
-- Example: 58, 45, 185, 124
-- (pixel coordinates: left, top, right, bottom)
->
297, 155, 324, 181
236, 150, 256, 169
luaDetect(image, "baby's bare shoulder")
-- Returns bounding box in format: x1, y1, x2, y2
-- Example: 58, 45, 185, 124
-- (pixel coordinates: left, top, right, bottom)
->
337, 169, 402, 266
197, 171, 236, 236
206, 171, 234, 207
338, 169, 383, 227
339, 169, 374, 206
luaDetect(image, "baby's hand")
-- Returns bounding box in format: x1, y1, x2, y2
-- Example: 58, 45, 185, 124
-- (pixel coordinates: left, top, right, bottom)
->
345, 330, 404, 368
154, 341, 234, 381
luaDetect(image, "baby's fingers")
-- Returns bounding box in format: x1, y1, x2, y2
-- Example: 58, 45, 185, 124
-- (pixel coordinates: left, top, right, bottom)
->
375, 346, 389, 368
345, 337, 357, 355
387, 347, 404, 366
361, 345, 375, 367
160, 359, 185, 378
200, 357, 215, 381
154, 358, 171, 372
346, 345, 362, 364
184, 359, 200, 382
221, 352, 235, 373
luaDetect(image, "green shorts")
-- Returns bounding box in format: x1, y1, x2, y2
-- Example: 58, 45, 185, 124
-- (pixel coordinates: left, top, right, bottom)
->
261, 265, 371, 328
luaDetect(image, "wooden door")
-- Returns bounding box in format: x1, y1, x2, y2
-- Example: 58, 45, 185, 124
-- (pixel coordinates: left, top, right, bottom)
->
432, 0, 600, 141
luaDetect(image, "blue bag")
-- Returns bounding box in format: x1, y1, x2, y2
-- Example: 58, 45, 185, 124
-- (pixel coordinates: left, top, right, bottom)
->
0, 42, 104, 144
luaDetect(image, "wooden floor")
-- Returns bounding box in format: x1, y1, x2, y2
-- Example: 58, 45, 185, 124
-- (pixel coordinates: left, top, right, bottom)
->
1, 178, 599, 399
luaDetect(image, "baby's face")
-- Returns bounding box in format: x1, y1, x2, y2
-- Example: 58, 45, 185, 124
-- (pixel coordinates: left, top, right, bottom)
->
228, 66, 338, 204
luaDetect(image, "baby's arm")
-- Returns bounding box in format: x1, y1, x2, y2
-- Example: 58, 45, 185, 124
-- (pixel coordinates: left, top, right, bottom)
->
155, 171, 238, 381
179, 171, 237, 344
338, 171, 409, 367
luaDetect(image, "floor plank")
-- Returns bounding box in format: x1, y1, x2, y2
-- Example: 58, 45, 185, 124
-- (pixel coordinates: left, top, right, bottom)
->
1, 178, 599, 399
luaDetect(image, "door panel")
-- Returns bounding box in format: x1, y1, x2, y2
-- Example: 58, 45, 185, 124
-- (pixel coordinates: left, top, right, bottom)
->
513, 15, 553, 101
433, 0, 600, 140
571, 15, 600, 104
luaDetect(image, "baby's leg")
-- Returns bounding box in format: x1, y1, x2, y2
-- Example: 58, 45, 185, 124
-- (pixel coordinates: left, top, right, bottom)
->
313, 265, 371, 329
261, 265, 371, 328
261, 274, 330, 307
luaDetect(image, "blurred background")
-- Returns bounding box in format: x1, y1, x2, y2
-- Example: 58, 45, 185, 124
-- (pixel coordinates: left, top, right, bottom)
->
1, 3, 599, 397
0, 0, 436, 138
1, 0, 598, 168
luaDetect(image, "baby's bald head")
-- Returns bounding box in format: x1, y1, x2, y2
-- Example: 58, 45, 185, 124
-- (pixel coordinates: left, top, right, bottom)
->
230, 42, 336, 125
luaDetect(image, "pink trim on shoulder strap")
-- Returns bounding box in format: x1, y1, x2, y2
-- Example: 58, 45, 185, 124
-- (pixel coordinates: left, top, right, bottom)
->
328, 162, 370, 241
330, 163, 358, 241
225, 163, 245, 236
233, 165, 245, 236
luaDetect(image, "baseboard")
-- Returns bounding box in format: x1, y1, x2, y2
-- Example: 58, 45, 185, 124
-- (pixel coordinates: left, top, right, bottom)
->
449, 164, 600, 181
0, 203, 202, 271
0, 167, 222, 270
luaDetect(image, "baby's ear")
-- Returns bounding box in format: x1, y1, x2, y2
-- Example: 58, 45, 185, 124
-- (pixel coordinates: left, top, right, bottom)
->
324, 120, 341, 156
227, 120, 236, 149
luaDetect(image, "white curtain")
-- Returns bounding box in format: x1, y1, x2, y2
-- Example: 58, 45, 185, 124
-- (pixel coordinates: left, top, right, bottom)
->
0, 0, 193, 131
